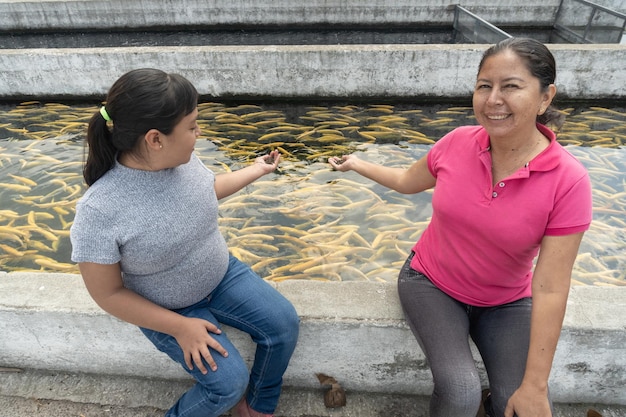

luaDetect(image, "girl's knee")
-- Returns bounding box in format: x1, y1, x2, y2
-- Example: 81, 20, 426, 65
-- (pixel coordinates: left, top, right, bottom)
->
196, 355, 250, 398
273, 303, 300, 345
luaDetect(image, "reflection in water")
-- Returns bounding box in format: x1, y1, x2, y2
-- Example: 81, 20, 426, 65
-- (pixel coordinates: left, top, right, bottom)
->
0, 102, 624, 286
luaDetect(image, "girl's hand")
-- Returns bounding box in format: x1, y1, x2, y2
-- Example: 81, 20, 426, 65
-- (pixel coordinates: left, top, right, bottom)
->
173, 317, 228, 375
329, 155, 358, 172
255, 149, 281, 174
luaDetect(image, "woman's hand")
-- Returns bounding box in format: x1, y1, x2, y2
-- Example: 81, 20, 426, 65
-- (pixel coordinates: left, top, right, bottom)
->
504, 383, 551, 417
172, 317, 229, 375
329, 155, 359, 172
255, 149, 281, 175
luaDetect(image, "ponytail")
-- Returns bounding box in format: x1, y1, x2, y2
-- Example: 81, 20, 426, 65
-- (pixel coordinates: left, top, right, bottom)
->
83, 108, 117, 186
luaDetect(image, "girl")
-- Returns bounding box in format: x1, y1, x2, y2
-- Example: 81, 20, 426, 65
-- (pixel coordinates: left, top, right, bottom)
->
71, 68, 299, 417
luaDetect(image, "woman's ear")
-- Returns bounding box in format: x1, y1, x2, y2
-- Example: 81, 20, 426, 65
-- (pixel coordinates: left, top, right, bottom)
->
539, 84, 557, 115
143, 129, 163, 150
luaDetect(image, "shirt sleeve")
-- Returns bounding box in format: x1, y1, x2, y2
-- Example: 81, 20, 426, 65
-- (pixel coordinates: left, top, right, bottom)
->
545, 170, 593, 236
427, 128, 457, 178
70, 202, 122, 264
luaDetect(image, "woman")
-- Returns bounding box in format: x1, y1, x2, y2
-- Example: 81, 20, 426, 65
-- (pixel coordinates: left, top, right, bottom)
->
70, 68, 299, 417
329, 38, 592, 417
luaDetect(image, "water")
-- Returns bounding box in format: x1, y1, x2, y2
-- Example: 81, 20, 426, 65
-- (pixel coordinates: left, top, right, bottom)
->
0, 28, 453, 49
0, 101, 624, 286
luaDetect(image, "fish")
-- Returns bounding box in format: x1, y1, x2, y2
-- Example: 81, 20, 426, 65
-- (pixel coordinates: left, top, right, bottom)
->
33, 257, 77, 272
8, 174, 37, 187
0, 101, 624, 287
0, 182, 31, 193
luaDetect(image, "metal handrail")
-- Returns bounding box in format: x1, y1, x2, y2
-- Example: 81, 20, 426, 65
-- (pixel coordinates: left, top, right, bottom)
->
453, 6, 512, 44
554, 0, 626, 43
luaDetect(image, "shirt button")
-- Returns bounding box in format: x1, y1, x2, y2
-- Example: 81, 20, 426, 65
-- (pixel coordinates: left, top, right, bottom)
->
499, 182, 505, 188
492, 191, 498, 198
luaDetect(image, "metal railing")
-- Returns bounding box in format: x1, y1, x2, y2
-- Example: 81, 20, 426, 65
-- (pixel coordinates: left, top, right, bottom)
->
452, 6, 512, 44
553, 0, 626, 43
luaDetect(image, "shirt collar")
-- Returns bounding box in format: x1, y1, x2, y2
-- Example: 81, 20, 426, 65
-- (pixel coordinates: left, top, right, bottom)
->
477, 123, 561, 173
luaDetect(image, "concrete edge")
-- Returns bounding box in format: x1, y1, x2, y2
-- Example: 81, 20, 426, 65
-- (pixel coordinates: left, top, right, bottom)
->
0, 272, 625, 407
2, 44, 626, 100
2, 369, 626, 417
0, 0, 565, 31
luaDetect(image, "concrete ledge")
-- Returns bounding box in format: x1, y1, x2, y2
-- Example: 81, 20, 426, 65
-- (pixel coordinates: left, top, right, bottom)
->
1, 272, 625, 408
0, 0, 566, 31
2, 44, 625, 100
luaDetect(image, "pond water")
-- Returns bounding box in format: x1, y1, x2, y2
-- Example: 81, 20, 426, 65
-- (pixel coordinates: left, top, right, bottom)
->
0, 28, 453, 49
0, 101, 624, 286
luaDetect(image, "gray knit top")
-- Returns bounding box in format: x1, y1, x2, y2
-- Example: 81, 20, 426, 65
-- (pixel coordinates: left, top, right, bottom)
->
70, 154, 230, 310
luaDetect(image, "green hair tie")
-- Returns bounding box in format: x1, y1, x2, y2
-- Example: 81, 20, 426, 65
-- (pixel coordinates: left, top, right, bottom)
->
100, 106, 112, 122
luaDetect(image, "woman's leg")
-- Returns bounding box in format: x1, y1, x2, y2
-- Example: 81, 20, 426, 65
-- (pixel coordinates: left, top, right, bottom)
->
140, 298, 250, 417
207, 255, 300, 415
470, 297, 551, 417
398, 255, 482, 417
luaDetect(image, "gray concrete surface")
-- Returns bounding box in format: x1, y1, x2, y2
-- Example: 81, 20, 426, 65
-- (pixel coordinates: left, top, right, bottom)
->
0, 0, 564, 31
0, 0, 621, 32
2, 44, 625, 101
1, 370, 625, 417
1, 0, 625, 100
1, 272, 625, 416
1, 1, 626, 416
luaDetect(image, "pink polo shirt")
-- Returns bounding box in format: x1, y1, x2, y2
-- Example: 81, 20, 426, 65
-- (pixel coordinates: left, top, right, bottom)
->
410, 124, 592, 307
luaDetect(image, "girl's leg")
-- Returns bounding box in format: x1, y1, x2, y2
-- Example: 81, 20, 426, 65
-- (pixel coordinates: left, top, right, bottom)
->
471, 297, 551, 417
207, 255, 300, 415
398, 255, 482, 417
140, 299, 250, 417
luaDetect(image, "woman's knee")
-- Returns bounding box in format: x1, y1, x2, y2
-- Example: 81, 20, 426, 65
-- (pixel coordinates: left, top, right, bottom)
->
431, 372, 482, 416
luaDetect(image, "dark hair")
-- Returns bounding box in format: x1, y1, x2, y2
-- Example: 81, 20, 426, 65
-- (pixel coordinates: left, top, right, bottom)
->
478, 37, 564, 129
83, 68, 198, 186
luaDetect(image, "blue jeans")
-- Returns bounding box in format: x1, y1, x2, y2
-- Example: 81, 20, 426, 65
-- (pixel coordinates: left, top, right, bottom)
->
398, 253, 544, 417
141, 255, 300, 417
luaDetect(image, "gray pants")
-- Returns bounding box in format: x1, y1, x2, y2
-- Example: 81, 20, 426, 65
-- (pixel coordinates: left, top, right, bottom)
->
397, 253, 549, 417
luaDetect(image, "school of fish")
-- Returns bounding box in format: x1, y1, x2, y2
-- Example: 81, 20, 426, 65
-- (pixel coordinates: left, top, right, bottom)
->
0, 101, 624, 286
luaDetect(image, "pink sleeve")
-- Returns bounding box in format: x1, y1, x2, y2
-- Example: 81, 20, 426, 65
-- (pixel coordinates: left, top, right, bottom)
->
545, 172, 593, 236
427, 129, 457, 178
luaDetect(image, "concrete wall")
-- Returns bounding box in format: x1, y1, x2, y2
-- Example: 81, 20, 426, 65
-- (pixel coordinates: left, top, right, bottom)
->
2, 0, 625, 100
2, 44, 625, 100
0, 0, 564, 31
1, 2, 626, 413
1, 272, 625, 407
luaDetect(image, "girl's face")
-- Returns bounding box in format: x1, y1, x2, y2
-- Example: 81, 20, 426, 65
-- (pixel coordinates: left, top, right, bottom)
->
161, 108, 200, 167
472, 50, 555, 141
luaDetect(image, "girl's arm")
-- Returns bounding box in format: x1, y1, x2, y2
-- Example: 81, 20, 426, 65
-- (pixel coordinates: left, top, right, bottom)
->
78, 262, 228, 374
214, 150, 280, 200
328, 154, 436, 194
505, 232, 585, 417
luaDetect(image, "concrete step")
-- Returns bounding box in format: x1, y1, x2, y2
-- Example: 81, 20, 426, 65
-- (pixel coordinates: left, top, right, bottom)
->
1, 368, 625, 417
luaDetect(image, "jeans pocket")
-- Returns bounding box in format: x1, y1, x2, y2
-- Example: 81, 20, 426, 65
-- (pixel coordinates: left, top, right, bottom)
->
398, 252, 427, 283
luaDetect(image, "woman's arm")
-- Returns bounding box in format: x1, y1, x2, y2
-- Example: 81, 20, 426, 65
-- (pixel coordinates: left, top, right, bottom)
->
505, 232, 585, 417
328, 154, 436, 194
214, 150, 280, 200
78, 262, 228, 374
